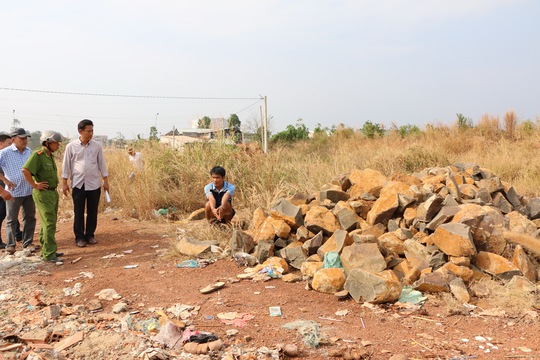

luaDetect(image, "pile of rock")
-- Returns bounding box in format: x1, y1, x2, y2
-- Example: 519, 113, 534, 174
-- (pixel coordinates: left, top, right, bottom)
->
231, 164, 540, 304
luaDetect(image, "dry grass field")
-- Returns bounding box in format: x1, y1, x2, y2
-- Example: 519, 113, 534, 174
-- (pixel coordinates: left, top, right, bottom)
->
58, 113, 540, 222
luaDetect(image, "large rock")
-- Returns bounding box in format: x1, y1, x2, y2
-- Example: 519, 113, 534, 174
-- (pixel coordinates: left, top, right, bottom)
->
527, 197, 540, 220
301, 260, 323, 277
280, 241, 308, 270
416, 194, 444, 222
302, 231, 324, 256
378, 233, 405, 255
312, 268, 345, 294
451, 205, 507, 254
253, 217, 276, 243
366, 181, 413, 225
492, 193, 513, 214
305, 206, 340, 236
270, 198, 304, 229
449, 277, 470, 303
340, 243, 386, 274
440, 262, 474, 283
317, 229, 353, 258
271, 219, 291, 238
474, 251, 520, 275
175, 237, 218, 256
230, 230, 255, 254
320, 189, 350, 203
331, 173, 351, 191
413, 269, 456, 293
512, 245, 537, 282
335, 207, 360, 232
429, 223, 477, 257
252, 207, 267, 230
403, 239, 429, 260
348, 169, 388, 198
344, 269, 402, 304
477, 176, 504, 194
426, 205, 460, 231
506, 211, 537, 234
254, 240, 274, 264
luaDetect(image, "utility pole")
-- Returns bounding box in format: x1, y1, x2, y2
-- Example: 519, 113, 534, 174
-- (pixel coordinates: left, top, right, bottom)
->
263, 96, 268, 153
172, 125, 176, 150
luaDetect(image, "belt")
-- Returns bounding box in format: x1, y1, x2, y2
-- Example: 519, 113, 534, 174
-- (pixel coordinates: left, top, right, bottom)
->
46, 187, 57, 191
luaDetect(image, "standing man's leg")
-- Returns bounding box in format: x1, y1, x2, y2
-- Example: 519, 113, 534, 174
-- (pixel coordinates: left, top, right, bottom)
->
85, 188, 101, 244
20, 195, 36, 249
5, 197, 23, 253
34, 190, 59, 260
0, 197, 6, 248
72, 186, 87, 247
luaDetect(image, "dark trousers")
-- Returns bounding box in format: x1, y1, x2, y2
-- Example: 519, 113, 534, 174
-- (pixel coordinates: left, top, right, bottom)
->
1, 198, 23, 243
72, 186, 101, 241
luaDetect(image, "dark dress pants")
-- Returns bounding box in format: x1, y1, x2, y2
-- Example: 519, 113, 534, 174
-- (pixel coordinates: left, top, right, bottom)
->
72, 185, 101, 241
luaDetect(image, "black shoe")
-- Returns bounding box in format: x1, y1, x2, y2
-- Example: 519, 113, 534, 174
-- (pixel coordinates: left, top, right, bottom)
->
76, 239, 87, 248
0, 242, 6, 249
44, 257, 63, 264
86, 237, 97, 245
56, 252, 64, 257
15, 236, 23, 242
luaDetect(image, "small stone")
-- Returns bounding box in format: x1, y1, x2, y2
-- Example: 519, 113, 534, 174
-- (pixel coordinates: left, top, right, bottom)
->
112, 302, 128, 314
283, 344, 299, 357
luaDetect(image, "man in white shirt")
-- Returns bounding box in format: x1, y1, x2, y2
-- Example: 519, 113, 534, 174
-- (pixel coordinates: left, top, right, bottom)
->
62, 120, 109, 248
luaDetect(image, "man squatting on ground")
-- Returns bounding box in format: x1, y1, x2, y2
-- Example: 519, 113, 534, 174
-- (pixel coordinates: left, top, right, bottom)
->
204, 166, 236, 224
22, 131, 65, 264
62, 119, 109, 248
0, 128, 37, 254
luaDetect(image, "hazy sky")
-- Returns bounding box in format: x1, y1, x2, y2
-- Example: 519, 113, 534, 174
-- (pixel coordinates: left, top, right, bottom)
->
1, 1, 538, 139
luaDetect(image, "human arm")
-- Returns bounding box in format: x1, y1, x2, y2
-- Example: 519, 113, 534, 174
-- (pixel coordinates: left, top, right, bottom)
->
102, 176, 109, 192
61, 144, 72, 196
207, 193, 221, 220
0, 173, 15, 190
22, 168, 49, 190
62, 178, 70, 196
0, 188, 12, 201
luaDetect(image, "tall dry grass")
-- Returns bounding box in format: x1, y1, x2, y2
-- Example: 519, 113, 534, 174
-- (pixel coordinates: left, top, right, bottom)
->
56, 125, 540, 220
504, 110, 517, 139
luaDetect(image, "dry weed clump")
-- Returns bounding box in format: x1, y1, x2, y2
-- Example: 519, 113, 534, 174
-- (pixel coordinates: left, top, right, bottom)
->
504, 109, 517, 139
477, 113, 500, 139
471, 279, 537, 317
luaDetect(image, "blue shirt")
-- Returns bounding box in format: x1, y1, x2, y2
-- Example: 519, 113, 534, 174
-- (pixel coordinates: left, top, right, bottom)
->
204, 181, 235, 199
0, 144, 33, 197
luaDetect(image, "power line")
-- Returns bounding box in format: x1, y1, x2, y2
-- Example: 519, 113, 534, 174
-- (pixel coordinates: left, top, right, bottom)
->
0, 87, 262, 101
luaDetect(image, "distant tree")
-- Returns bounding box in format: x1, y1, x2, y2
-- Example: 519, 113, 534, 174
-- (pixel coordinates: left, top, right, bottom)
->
149, 126, 160, 141
197, 116, 211, 129
456, 113, 473, 129
228, 114, 241, 129
271, 119, 309, 143
398, 124, 422, 138
361, 120, 384, 139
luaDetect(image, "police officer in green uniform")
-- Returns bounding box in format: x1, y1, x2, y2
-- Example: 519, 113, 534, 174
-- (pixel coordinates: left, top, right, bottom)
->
22, 131, 64, 264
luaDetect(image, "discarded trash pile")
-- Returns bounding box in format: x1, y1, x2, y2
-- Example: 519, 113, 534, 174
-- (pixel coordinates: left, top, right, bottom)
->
230, 165, 540, 304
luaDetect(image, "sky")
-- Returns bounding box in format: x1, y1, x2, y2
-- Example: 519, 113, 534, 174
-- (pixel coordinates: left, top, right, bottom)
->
0, 0, 538, 139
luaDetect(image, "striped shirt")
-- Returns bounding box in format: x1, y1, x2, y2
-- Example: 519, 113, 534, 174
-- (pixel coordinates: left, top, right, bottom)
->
0, 144, 33, 197
62, 138, 109, 191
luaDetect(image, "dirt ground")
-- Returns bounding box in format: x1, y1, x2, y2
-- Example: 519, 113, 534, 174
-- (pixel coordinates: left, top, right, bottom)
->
2, 211, 540, 359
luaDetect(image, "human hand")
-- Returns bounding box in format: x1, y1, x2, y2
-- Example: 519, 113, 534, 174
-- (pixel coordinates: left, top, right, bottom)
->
34, 181, 49, 191
213, 207, 222, 221
5, 180, 16, 190
62, 184, 70, 196
0, 190, 13, 201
